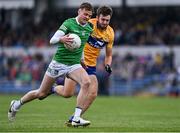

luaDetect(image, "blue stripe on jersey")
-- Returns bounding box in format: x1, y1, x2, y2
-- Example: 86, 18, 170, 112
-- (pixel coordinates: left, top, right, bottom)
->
87, 35, 108, 49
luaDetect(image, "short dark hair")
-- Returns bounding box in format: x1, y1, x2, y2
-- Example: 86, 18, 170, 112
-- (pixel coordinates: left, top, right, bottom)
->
97, 6, 113, 17
79, 2, 94, 12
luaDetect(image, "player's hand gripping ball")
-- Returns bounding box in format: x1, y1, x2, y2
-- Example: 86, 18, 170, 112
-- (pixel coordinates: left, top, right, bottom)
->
64, 33, 81, 51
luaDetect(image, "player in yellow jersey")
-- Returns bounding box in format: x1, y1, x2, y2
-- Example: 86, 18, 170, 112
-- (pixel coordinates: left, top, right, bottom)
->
42, 5, 114, 127
78, 6, 114, 116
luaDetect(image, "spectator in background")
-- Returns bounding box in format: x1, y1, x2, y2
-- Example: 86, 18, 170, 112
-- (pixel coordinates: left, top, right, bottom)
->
169, 69, 179, 97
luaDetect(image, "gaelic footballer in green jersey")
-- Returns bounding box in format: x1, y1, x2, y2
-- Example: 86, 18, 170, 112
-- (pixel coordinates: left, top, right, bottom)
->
8, 2, 94, 127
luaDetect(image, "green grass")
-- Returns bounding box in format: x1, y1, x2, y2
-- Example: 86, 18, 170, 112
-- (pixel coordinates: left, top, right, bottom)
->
0, 95, 180, 132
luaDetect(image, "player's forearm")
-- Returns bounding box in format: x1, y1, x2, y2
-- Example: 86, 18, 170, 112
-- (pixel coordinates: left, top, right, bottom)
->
50, 30, 65, 44
105, 47, 112, 65
105, 56, 112, 66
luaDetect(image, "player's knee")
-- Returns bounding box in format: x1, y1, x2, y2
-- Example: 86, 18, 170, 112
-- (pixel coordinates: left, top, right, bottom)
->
82, 79, 91, 89
89, 91, 97, 99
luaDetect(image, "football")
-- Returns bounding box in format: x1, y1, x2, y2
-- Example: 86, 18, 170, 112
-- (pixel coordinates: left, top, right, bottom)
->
64, 33, 81, 51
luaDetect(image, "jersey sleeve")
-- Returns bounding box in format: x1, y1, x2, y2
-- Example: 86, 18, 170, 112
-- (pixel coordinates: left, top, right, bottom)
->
107, 27, 115, 48
58, 19, 70, 34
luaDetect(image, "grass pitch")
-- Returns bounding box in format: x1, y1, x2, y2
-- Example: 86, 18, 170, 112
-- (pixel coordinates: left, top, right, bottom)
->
0, 95, 180, 132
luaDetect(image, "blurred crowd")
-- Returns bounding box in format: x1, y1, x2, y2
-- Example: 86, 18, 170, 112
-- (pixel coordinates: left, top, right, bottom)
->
0, 52, 48, 84
113, 7, 180, 46
111, 50, 174, 81
0, 7, 180, 47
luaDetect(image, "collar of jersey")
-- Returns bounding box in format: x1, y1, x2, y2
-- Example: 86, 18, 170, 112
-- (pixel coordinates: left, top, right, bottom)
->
76, 17, 87, 27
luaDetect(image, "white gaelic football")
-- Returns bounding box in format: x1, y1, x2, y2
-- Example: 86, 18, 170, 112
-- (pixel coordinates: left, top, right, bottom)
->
64, 33, 81, 51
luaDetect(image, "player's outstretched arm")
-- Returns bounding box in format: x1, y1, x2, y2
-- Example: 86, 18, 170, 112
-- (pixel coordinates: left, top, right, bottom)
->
105, 47, 113, 74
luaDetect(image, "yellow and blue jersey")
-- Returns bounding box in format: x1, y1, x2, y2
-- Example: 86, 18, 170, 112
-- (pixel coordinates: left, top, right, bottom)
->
84, 18, 114, 67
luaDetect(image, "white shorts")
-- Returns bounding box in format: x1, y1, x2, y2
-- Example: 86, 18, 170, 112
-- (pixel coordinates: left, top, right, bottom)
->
45, 60, 82, 78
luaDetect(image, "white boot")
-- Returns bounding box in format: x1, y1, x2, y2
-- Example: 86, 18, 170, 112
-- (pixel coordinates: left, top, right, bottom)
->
8, 100, 19, 121
71, 116, 91, 127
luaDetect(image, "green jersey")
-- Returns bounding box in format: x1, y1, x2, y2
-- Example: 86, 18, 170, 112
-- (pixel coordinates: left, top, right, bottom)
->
53, 18, 93, 65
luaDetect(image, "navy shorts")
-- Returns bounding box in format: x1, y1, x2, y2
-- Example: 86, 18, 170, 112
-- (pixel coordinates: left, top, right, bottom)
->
86, 66, 96, 75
